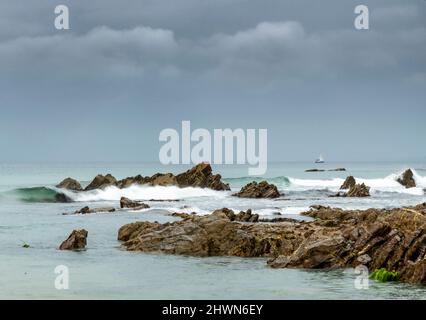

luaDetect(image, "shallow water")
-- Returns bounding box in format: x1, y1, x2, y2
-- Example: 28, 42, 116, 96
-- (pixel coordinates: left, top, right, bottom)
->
0, 162, 425, 299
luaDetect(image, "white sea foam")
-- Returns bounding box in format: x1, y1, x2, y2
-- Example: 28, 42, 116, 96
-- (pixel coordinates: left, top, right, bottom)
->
288, 169, 425, 195
70, 185, 228, 202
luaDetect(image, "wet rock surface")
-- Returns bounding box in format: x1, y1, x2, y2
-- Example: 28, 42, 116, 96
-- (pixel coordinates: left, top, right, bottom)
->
233, 181, 280, 198
397, 169, 416, 188
68, 206, 116, 215
85, 174, 117, 191
340, 176, 356, 190
59, 163, 230, 192
120, 197, 150, 210
59, 229, 88, 250
118, 204, 426, 285
56, 177, 82, 191
347, 183, 370, 197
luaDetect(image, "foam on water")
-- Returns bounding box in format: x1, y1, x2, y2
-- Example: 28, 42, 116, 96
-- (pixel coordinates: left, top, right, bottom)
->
70, 184, 229, 202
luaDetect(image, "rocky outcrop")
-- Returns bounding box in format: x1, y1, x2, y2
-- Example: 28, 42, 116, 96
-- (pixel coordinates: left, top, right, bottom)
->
268, 204, 426, 285
175, 163, 230, 190
84, 174, 117, 191
329, 168, 346, 172
305, 169, 325, 172
66, 163, 229, 192
340, 176, 356, 190
59, 229, 88, 250
220, 208, 259, 222
347, 183, 370, 197
397, 169, 416, 189
120, 197, 150, 210
233, 181, 280, 198
118, 208, 300, 257
118, 203, 426, 285
71, 206, 116, 215
56, 177, 82, 191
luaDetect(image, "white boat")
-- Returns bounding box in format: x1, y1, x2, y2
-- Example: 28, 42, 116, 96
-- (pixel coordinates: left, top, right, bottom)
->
315, 154, 325, 163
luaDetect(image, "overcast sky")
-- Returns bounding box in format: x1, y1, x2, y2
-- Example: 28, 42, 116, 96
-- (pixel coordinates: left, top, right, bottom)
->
0, 0, 425, 162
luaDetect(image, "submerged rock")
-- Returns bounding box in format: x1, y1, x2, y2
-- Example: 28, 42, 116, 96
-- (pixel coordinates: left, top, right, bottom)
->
84, 174, 117, 191
120, 197, 150, 210
118, 204, 426, 285
56, 177, 82, 191
397, 169, 416, 189
347, 183, 370, 197
305, 169, 325, 172
59, 229, 88, 250
70, 206, 116, 215
233, 181, 280, 198
340, 176, 356, 190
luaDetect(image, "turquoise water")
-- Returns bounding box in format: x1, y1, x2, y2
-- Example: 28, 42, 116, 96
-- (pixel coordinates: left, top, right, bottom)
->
0, 162, 425, 299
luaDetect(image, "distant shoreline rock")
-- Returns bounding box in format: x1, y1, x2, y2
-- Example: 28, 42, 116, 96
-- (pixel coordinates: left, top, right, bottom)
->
305, 168, 346, 172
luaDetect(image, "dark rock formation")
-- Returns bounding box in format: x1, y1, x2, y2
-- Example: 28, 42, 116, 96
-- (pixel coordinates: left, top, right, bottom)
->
59, 229, 88, 250
120, 197, 150, 210
329, 168, 346, 172
347, 183, 370, 197
118, 204, 426, 285
397, 169, 416, 189
71, 206, 116, 215
340, 176, 356, 190
175, 162, 230, 190
83, 163, 229, 191
305, 169, 325, 172
220, 208, 259, 222
233, 181, 280, 198
56, 177, 82, 191
84, 174, 117, 191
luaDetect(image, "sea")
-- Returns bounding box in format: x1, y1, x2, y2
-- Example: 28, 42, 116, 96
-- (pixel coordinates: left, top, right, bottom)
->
0, 161, 425, 299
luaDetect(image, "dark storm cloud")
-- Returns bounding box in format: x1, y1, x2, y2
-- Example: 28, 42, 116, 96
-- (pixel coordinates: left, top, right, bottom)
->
0, 0, 425, 162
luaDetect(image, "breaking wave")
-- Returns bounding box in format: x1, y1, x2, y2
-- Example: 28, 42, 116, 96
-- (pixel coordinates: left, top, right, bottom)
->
1, 187, 71, 203
70, 185, 228, 202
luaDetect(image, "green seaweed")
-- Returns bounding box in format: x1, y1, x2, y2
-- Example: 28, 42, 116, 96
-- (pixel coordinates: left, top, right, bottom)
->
370, 268, 400, 282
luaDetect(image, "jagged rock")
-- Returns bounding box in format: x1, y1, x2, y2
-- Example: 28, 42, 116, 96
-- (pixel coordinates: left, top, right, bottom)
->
116, 175, 148, 188
84, 174, 117, 191
340, 176, 356, 190
397, 169, 416, 188
118, 204, 426, 285
120, 197, 150, 210
233, 181, 280, 198
347, 183, 370, 197
56, 177, 82, 191
59, 229, 88, 250
217, 208, 259, 222
149, 173, 178, 186
175, 162, 230, 191
83, 163, 229, 191
119, 208, 299, 257
329, 168, 346, 172
72, 206, 116, 215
